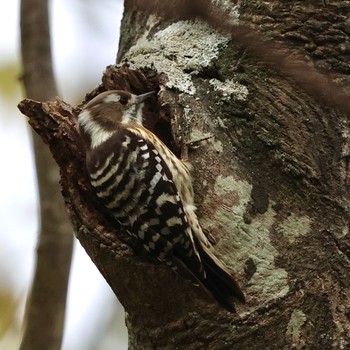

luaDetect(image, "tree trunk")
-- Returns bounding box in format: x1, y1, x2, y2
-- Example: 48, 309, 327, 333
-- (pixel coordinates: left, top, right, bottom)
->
19, 1, 73, 349
18, 1, 350, 349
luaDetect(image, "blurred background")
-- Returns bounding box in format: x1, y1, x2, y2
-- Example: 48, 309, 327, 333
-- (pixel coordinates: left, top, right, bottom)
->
0, 0, 128, 349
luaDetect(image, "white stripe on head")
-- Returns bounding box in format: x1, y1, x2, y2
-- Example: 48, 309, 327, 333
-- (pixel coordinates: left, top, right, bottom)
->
121, 102, 144, 125
78, 110, 115, 148
103, 94, 121, 103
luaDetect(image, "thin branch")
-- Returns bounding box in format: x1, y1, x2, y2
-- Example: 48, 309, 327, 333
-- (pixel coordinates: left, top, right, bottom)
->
19, 1, 73, 350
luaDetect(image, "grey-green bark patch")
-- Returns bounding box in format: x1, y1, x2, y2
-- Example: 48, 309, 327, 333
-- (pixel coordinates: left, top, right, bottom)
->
276, 213, 312, 243
189, 129, 213, 145
124, 19, 231, 94
203, 175, 289, 303
209, 78, 249, 101
212, 0, 240, 22
212, 139, 224, 153
286, 310, 307, 347
214, 175, 248, 198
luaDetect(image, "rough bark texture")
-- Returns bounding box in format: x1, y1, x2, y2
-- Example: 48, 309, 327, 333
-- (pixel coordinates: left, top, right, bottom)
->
18, 0, 349, 349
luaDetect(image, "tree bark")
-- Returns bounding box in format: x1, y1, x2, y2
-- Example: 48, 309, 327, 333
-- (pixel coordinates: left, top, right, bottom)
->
18, 0, 349, 349
19, 1, 73, 349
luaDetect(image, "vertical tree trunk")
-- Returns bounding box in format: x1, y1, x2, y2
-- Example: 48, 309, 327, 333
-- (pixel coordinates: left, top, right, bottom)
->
116, 2, 350, 348
19, 1, 73, 349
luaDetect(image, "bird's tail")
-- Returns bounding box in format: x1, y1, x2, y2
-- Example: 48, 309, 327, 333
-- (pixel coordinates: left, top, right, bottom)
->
197, 243, 245, 312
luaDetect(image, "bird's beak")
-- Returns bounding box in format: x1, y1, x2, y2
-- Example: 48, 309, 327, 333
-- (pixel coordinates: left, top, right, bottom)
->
135, 91, 156, 103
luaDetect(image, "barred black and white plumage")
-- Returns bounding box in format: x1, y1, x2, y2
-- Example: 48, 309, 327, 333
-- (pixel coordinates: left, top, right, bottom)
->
78, 89, 245, 312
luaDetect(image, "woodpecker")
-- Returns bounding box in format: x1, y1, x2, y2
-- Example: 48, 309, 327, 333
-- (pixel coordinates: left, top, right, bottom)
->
78, 89, 245, 311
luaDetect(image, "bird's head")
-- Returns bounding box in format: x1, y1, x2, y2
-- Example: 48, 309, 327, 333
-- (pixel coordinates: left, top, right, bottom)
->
78, 90, 155, 148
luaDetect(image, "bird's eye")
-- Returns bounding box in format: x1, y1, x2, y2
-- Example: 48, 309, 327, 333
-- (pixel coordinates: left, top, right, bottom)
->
119, 96, 128, 105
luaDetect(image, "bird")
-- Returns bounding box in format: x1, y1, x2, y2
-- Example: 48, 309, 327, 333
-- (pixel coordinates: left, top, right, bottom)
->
77, 89, 245, 312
